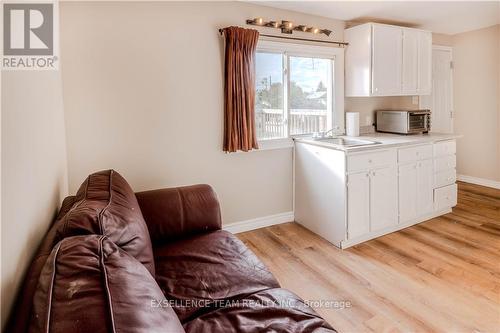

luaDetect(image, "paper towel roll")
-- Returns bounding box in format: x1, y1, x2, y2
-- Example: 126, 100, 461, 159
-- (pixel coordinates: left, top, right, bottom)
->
346, 112, 360, 137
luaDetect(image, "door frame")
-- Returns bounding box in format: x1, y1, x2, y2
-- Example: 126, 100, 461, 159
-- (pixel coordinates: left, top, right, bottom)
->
420, 45, 454, 133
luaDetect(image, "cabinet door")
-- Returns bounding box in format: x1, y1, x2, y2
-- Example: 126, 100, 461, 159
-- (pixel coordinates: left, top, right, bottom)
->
399, 163, 418, 223
370, 166, 399, 231
416, 159, 434, 215
372, 24, 403, 96
347, 172, 370, 239
402, 29, 419, 94
417, 31, 432, 95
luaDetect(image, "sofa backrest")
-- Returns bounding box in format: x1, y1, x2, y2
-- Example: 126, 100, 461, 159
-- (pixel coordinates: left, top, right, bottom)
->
29, 235, 185, 333
54, 170, 155, 276
6, 170, 158, 333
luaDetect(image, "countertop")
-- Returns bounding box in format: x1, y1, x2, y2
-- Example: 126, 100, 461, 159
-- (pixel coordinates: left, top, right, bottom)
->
294, 132, 461, 153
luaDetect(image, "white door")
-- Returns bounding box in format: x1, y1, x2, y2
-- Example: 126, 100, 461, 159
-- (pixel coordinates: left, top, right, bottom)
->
417, 31, 432, 95
416, 159, 434, 215
399, 163, 417, 223
347, 172, 370, 239
370, 166, 399, 231
402, 29, 419, 94
421, 47, 453, 133
372, 24, 403, 96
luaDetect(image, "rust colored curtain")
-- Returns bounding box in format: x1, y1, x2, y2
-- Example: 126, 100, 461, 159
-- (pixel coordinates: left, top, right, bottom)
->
222, 26, 260, 152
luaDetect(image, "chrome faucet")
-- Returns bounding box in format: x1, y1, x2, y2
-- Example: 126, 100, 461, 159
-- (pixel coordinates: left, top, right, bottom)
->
313, 128, 334, 139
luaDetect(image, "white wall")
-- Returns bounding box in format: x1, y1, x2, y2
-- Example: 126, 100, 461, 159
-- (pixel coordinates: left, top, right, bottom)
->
452, 24, 499, 182
59, 1, 345, 225
60, 1, 417, 225
1, 70, 68, 328
345, 96, 416, 127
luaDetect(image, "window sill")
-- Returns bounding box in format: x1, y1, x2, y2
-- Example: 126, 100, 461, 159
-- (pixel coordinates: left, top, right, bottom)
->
257, 138, 294, 151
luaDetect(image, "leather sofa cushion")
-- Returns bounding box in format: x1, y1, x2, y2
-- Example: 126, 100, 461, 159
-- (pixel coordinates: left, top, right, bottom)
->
55, 170, 155, 276
29, 235, 185, 333
154, 230, 280, 322
183, 288, 336, 333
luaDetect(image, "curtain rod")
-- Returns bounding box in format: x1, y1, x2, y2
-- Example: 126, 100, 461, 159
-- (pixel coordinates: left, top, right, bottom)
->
218, 29, 348, 47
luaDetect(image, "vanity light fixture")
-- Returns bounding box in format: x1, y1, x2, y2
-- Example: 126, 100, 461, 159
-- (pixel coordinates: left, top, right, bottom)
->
321, 29, 332, 37
245, 17, 333, 37
246, 17, 264, 25
294, 25, 308, 32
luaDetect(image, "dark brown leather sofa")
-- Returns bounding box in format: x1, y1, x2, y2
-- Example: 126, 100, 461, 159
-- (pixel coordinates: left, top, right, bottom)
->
7, 170, 335, 333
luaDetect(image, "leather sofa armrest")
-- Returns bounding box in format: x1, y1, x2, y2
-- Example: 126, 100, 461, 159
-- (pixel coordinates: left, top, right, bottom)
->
136, 184, 222, 244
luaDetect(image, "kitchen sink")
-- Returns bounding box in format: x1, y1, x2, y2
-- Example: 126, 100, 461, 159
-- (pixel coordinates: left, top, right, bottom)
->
315, 137, 382, 147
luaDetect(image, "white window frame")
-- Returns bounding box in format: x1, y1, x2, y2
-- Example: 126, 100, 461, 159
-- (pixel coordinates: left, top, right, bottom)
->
255, 40, 345, 150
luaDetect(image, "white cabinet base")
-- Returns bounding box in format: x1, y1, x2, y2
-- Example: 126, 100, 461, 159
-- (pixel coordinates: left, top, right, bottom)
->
294, 139, 458, 250
340, 207, 452, 249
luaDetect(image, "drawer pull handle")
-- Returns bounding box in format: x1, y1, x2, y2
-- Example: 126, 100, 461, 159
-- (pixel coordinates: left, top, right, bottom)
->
368, 159, 372, 163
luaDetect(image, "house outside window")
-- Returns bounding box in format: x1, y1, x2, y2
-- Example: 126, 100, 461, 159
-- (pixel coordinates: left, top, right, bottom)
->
254, 40, 344, 148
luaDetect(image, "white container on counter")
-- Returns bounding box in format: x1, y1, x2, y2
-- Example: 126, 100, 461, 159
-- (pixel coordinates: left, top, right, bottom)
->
346, 112, 360, 136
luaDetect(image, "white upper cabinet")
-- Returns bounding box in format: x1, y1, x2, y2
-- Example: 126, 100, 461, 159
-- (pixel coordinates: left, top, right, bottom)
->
402, 28, 419, 94
372, 24, 403, 96
417, 31, 432, 95
345, 23, 432, 97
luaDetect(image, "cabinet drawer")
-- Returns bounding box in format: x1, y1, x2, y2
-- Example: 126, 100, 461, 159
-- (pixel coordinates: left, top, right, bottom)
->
398, 144, 433, 163
434, 140, 456, 157
434, 155, 456, 172
435, 169, 456, 188
434, 184, 457, 211
347, 150, 397, 172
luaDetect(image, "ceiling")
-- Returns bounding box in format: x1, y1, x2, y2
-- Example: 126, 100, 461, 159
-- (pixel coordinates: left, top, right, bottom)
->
253, 1, 500, 35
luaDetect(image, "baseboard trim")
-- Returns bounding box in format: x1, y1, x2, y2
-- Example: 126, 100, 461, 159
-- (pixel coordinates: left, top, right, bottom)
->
223, 211, 294, 234
457, 174, 500, 189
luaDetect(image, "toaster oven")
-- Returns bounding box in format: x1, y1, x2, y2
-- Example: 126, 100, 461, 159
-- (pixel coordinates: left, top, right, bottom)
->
376, 110, 431, 134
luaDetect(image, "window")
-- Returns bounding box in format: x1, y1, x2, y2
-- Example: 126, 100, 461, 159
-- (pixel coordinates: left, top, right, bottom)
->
255, 40, 344, 143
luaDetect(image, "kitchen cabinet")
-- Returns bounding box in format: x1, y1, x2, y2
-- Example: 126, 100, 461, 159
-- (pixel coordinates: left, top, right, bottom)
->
372, 24, 403, 96
402, 29, 419, 94
347, 166, 398, 239
369, 166, 399, 231
347, 172, 370, 239
345, 23, 432, 97
398, 144, 434, 223
416, 159, 434, 214
294, 138, 458, 249
433, 140, 457, 210
398, 163, 418, 222
417, 31, 433, 94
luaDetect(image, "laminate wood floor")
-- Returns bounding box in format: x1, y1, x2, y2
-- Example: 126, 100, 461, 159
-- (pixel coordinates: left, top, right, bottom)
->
237, 182, 500, 332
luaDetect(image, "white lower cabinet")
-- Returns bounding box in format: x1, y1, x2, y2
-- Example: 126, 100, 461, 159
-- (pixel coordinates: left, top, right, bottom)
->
294, 139, 457, 249
399, 157, 434, 223
398, 163, 418, 222
417, 159, 434, 214
347, 150, 399, 240
434, 184, 458, 211
347, 172, 370, 239
369, 167, 399, 232
347, 167, 398, 239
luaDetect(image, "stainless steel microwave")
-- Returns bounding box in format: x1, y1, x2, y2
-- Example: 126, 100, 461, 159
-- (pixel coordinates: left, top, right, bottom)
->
376, 110, 431, 134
